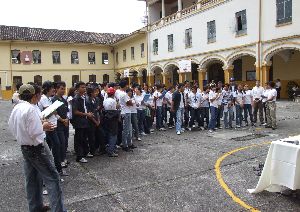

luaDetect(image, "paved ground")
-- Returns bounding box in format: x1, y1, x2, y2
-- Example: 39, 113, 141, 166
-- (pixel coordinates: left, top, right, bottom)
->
1, 100, 300, 212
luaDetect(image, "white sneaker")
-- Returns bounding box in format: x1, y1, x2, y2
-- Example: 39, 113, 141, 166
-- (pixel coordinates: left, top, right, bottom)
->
200, 127, 205, 130
150, 129, 155, 132
79, 158, 88, 163
209, 130, 214, 133
141, 132, 147, 136
86, 153, 94, 158
137, 137, 142, 141
159, 128, 166, 131
192, 125, 196, 128
177, 131, 181, 135
188, 128, 192, 131
181, 129, 185, 133
43, 190, 48, 195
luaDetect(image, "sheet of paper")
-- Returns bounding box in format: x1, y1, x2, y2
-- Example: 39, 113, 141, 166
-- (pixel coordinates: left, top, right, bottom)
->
41, 100, 64, 118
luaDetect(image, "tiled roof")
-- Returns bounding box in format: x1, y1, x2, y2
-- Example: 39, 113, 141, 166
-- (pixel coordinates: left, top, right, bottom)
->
0, 25, 128, 45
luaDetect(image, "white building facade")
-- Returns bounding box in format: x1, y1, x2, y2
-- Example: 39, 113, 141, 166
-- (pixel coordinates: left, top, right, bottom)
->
146, 0, 300, 97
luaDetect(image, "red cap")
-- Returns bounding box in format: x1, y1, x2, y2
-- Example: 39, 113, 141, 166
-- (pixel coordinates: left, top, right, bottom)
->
107, 87, 116, 95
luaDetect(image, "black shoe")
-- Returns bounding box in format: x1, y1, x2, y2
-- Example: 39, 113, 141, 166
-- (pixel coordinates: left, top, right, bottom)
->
272, 127, 277, 130
265, 126, 272, 128
122, 147, 133, 152
59, 170, 69, 177
129, 144, 137, 149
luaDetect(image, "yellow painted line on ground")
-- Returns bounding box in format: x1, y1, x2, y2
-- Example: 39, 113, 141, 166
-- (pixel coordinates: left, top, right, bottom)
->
214, 142, 271, 212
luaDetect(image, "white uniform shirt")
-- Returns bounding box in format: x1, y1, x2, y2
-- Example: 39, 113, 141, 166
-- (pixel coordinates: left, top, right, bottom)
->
179, 92, 184, 109
262, 89, 269, 103
103, 98, 117, 110
252, 86, 264, 100
200, 92, 210, 108
243, 90, 253, 105
134, 94, 146, 110
101, 90, 108, 100
153, 91, 163, 107
233, 91, 244, 105
209, 90, 219, 108
267, 89, 277, 102
188, 92, 202, 109
8, 101, 45, 146
12, 91, 20, 105
164, 91, 173, 108
119, 91, 131, 115
130, 97, 137, 113
38, 94, 58, 126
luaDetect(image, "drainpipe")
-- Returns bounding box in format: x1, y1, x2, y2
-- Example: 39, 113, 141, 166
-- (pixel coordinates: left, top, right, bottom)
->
9, 42, 13, 90
147, 3, 151, 80
258, 0, 262, 85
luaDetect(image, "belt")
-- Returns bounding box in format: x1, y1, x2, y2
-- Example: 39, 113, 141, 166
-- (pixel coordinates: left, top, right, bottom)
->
21, 143, 44, 149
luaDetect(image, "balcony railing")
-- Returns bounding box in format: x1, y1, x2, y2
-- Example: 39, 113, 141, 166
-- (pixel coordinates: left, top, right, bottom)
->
150, 0, 225, 31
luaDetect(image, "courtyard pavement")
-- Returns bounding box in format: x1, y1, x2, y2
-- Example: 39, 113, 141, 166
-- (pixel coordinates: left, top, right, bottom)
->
1, 100, 300, 212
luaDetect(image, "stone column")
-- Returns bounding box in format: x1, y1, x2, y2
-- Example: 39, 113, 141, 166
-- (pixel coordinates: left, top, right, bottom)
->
179, 72, 185, 83
223, 65, 234, 84
148, 73, 155, 86
162, 72, 170, 87
162, 0, 165, 18
197, 69, 206, 91
128, 77, 132, 86
261, 65, 271, 86
178, 0, 182, 11
137, 72, 143, 85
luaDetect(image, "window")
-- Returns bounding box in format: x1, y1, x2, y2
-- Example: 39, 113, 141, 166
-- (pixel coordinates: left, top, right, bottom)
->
89, 74, 96, 83
185, 28, 192, 48
88, 52, 96, 64
103, 74, 109, 83
71, 51, 79, 64
168, 34, 174, 52
102, 52, 109, 64
276, 0, 292, 25
131, 47, 135, 60
236, 10, 247, 35
72, 75, 79, 86
116, 52, 119, 64
153, 39, 158, 55
32, 50, 41, 64
141, 43, 145, 58
52, 51, 61, 64
13, 76, 22, 89
207, 20, 216, 43
34, 75, 42, 86
123, 50, 126, 62
11, 50, 21, 64
53, 75, 61, 82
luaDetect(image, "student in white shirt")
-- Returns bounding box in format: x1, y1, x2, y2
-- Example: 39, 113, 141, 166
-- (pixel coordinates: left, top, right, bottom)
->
243, 84, 254, 126
8, 84, 66, 212
153, 85, 166, 131
11, 82, 23, 106
262, 83, 270, 124
134, 86, 147, 136
265, 81, 277, 130
129, 88, 141, 141
199, 86, 210, 128
252, 80, 264, 125
165, 86, 175, 128
188, 86, 202, 129
208, 86, 221, 132
233, 85, 244, 128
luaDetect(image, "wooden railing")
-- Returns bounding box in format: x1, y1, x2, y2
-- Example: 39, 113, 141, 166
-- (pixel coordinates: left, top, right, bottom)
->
150, 0, 225, 31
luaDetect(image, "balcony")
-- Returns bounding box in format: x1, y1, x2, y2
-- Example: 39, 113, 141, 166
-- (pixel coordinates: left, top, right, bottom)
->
149, 0, 225, 31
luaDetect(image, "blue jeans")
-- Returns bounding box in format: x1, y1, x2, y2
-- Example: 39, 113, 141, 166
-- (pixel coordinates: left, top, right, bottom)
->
176, 108, 184, 132
21, 143, 66, 212
57, 129, 68, 162
224, 106, 234, 128
46, 130, 62, 173
156, 106, 163, 129
137, 109, 146, 134
235, 105, 243, 126
105, 133, 117, 154
208, 106, 218, 130
244, 104, 254, 124
131, 113, 139, 138
122, 113, 132, 148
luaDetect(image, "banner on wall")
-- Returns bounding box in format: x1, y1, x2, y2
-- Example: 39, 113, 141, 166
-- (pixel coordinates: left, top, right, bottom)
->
123, 69, 130, 78
178, 60, 192, 73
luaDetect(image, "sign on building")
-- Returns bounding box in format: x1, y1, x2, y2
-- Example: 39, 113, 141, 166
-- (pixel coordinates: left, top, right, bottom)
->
124, 69, 130, 78
178, 60, 192, 73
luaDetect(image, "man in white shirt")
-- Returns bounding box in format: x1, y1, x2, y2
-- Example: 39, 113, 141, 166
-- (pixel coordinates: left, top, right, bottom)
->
252, 80, 264, 125
265, 81, 277, 130
153, 85, 165, 131
188, 86, 202, 130
11, 82, 23, 106
165, 86, 175, 128
8, 84, 66, 212
208, 86, 221, 132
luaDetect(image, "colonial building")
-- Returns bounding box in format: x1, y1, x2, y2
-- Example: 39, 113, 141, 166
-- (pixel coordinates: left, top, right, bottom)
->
146, 0, 300, 97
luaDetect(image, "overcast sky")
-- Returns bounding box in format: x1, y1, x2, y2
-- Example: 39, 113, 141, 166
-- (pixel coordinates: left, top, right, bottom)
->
1, 0, 147, 34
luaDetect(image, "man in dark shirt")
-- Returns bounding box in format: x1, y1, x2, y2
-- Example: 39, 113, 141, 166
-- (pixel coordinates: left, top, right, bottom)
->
52, 81, 69, 168
72, 81, 93, 163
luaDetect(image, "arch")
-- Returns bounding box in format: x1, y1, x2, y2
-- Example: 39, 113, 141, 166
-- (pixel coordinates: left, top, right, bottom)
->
199, 54, 226, 70
150, 64, 164, 74
163, 62, 179, 74
226, 49, 256, 66
263, 42, 300, 63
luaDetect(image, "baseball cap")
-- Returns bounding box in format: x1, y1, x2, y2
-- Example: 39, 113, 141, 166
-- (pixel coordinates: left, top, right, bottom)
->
19, 84, 35, 95
107, 87, 116, 95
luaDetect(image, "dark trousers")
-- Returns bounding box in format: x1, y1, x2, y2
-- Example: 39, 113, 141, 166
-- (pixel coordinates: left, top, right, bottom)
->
162, 104, 168, 124
216, 106, 222, 128
86, 125, 96, 155
200, 107, 209, 127
276, 87, 281, 99
156, 106, 163, 129
244, 104, 254, 124
184, 107, 190, 128
253, 100, 264, 124
137, 109, 146, 133
95, 125, 106, 152
117, 120, 123, 145
74, 128, 88, 161
189, 108, 201, 127
57, 128, 68, 162
167, 107, 175, 126
46, 130, 62, 173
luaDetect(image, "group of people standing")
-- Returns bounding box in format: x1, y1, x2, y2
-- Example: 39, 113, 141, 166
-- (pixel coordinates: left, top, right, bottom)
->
8, 76, 278, 212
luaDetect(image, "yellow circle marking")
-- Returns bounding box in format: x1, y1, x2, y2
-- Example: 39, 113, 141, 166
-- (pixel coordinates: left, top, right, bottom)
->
214, 142, 271, 212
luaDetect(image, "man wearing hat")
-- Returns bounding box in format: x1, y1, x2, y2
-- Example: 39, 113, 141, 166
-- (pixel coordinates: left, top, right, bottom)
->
8, 84, 66, 212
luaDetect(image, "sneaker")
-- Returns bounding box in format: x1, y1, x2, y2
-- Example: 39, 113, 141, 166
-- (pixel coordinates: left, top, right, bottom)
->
43, 190, 48, 195
140, 132, 147, 136
129, 144, 137, 149
122, 147, 133, 152
236, 125, 241, 128
181, 128, 185, 133
188, 128, 192, 131
177, 131, 181, 135
78, 158, 88, 163
159, 128, 166, 131
108, 152, 119, 157
168, 126, 174, 129
60, 178, 64, 183
218, 126, 223, 129
137, 137, 142, 141
214, 128, 218, 130
61, 161, 67, 168
209, 130, 214, 133
86, 153, 94, 158
200, 127, 205, 131
192, 125, 196, 128
150, 129, 155, 132
262, 123, 267, 126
